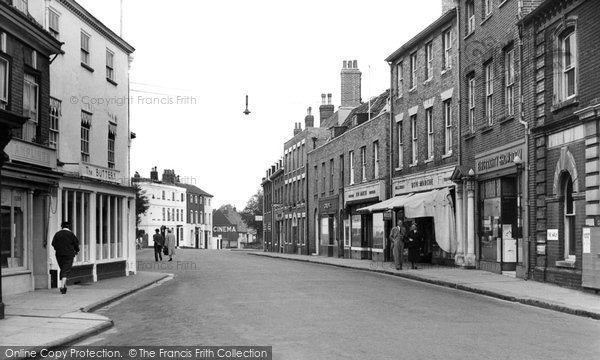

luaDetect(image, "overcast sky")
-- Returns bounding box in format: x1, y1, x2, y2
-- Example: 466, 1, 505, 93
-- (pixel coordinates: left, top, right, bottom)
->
78, 0, 443, 209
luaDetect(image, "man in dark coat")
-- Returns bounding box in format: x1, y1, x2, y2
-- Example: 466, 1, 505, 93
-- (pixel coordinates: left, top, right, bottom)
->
389, 215, 407, 270
407, 222, 422, 269
52, 221, 80, 294
153, 228, 165, 261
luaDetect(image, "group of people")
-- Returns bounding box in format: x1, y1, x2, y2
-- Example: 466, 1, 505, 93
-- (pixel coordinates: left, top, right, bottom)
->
389, 215, 423, 270
153, 228, 176, 262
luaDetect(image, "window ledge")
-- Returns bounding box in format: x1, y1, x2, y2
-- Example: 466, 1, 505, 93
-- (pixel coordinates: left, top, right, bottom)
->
409, 87, 417, 94
442, 151, 453, 159
395, 167, 403, 171
499, 0, 508, 8
555, 260, 576, 269
464, 31, 475, 41
81, 62, 94, 73
424, 157, 434, 164
551, 97, 579, 113
498, 115, 515, 124
463, 133, 476, 141
1, 269, 31, 277
480, 14, 492, 26
480, 125, 494, 134
409, 161, 419, 168
423, 78, 433, 85
441, 68, 452, 76
107, 78, 118, 86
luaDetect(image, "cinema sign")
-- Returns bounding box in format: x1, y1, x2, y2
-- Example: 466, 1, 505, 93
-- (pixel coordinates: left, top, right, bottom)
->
213, 225, 237, 233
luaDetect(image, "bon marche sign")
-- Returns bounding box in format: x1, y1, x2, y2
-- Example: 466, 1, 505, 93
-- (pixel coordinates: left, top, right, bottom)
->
475, 142, 526, 175
393, 166, 454, 196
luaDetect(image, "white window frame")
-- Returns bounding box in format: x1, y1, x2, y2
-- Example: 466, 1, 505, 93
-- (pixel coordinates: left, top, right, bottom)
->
505, 49, 515, 116
483, 0, 492, 17
563, 176, 576, 262
562, 30, 577, 101
425, 42, 433, 81
485, 62, 494, 125
23, 74, 38, 142
81, 31, 91, 66
107, 134, 115, 169
398, 121, 404, 169
81, 111, 91, 162
411, 115, 418, 164
0, 56, 8, 109
373, 141, 379, 179
1, 32, 6, 52
397, 62, 403, 97
468, 76, 475, 132
49, 97, 61, 149
444, 100, 452, 154
48, 8, 60, 38
106, 49, 115, 81
349, 151, 355, 185
467, 1, 475, 34
410, 53, 417, 90
360, 146, 367, 182
442, 30, 452, 71
426, 108, 434, 159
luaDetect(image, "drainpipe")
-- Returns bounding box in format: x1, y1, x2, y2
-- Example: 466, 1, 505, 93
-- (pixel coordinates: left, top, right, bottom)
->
388, 62, 394, 201
517, 0, 530, 279
455, 2, 462, 168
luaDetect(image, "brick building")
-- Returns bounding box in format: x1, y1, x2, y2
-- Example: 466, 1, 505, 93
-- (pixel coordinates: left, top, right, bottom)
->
384, 8, 460, 266
0, 0, 62, 299
522, 0, 600, 290
455, 0, 541, 275
308, 90, 390, 260
179, 183, 213, 249
261, 159, 283, 252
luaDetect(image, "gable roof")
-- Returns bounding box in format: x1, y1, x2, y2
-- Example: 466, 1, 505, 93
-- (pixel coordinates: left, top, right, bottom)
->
176, 183, 213, 197
340, 90, 390, 129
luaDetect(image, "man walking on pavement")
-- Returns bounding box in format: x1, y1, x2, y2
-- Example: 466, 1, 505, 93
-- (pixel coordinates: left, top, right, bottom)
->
52, 221, 80, 294
389, 214, 407, 270
153, 228, 165, 262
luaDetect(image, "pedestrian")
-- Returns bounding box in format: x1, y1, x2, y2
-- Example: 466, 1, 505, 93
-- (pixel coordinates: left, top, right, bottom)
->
51, 221, 80, 294
153, 228, 165, 262
407, 222, 422, 269
136, 234, 143, 250
389, 215, 407, 270
165, 229, 176, 262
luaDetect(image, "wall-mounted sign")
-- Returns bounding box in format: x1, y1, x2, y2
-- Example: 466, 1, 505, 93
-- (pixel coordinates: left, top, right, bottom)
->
583, 228, 591, 254
255, 216, 263, 222
344, 180, 384, 204
80, 163, 120, 184
547, 229, 559, 241
383, 210, 393, 221
475, 141, 526, 175
536, 245, 546, 255
319, 196, 339, 214
393, 166, 454, 196
213, 225, 237, 233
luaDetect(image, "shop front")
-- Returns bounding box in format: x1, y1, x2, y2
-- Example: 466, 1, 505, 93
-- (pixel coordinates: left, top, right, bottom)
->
344, 180, 385, 261
318, 196, 340, 258
474, 141, 526, 274
50, 168, 136, 287
391, 165, 457, 265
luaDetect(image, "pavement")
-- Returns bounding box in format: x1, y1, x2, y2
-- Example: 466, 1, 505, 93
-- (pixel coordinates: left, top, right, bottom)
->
0, 269, 170, 353
249, 251, 600, 320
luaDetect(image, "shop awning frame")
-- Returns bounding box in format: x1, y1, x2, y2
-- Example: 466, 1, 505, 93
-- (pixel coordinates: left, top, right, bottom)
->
357, 193, 413, 213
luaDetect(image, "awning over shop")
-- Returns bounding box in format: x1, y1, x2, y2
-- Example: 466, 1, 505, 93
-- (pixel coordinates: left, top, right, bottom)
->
357, 194, 413, 213
403, 187, 456, 255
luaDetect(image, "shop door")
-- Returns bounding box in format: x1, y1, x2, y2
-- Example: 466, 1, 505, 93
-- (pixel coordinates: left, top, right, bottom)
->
327, 216, 334, 257
361, 215, 372, 260
501, 197, 518, 271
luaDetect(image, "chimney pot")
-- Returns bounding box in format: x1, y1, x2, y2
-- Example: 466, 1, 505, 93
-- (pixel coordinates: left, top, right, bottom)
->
343, 60, 347, 69
327, 93, 332, 105
353, 60, 357, 68
321, 94, 326, 105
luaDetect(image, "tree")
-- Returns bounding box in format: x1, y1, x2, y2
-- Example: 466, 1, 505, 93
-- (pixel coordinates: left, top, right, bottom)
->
241, 189, 263, 241
134, 184, 150, 228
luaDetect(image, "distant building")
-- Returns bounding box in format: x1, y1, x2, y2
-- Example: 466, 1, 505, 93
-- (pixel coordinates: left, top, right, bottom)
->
178, 183, 214, 249
212, 206, 249, 249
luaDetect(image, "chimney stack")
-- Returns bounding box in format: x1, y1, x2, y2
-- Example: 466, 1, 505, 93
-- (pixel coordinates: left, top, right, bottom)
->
162, 169, 176, 184
319, 93, 335, 126
150, 166, 158, 181
442, 0, 455, 13
340, 60, 361, 108
293, 122, 302, 136
305, 107, 315, 128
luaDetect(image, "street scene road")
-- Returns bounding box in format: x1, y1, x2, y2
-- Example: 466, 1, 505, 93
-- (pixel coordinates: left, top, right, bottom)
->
77, 249, 600, 360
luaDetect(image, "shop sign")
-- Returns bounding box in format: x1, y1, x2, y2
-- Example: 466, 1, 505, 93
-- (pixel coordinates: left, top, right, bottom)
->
392, 166, 454, 196
344, 180, 384, 204
80, 163, 120, 184
547, 229, 559, 241
5, 138, 57, 169
319, 197, 339, 213
536, 245, 546, 255
475, 142, 526, 175
213, 225, 237, 233
383, 210, 393, 221
275, 213, 284, 220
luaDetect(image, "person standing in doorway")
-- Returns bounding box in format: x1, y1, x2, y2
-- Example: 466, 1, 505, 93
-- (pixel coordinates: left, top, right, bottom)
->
407, 222, 422, 269
52, 221, 80, 294
165, 228, 176, 262
389, 215, 407, 270
153, 228, 165, 261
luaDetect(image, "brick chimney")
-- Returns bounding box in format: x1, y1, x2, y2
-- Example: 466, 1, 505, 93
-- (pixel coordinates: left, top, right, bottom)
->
150, 166, 159, 181
442, 0, 455, 13
305, 107, 315, 128
162, 169, 176, 184
319, 93, 334, 126
341, 60, 361, 108
293, 122, 302, 136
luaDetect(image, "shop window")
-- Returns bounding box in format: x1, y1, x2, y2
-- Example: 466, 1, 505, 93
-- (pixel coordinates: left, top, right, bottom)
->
95, 194, 124, 260
63, 190, 91, 263
562, 173, 576, 261
351, 214, 362, 248
372, 213, 384, 249
1, 189, 25, 269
